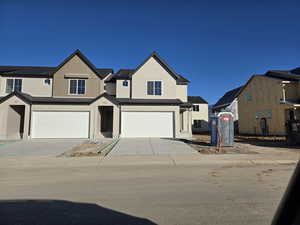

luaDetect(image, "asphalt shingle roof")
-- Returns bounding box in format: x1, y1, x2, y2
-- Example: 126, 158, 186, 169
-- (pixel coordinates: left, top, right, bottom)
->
105, 69, 135, 82
213, 86, 243, 109
0, 91, 186, 106
116, 98, 183, 105
105, 52, 189, 84
0, 65, 113, 78
266, 68, 300, 81
188, 96, 208, 104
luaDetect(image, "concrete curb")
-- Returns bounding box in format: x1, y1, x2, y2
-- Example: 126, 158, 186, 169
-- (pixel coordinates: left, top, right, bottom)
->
99, 155, 298, 167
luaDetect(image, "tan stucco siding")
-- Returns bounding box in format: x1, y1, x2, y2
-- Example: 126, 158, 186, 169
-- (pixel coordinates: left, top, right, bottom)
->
0, 77, 52, 97
116, 80, 130, 98
105, 82, 116, 96
191, 103, 209, 131
238, 76, 288, 136
176, 85, 187, 102
0, 96, 30, 139
52, 55, 103, 98
131, 57, 177, 99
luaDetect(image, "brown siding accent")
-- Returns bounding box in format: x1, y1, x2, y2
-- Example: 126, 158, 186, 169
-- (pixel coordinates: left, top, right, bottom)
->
52, 55, 103, 98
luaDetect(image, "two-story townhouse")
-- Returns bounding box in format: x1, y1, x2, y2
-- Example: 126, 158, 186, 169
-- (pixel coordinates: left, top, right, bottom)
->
187, 96, 209, 133
212, 86, 243, 121
0, 50, 192, 140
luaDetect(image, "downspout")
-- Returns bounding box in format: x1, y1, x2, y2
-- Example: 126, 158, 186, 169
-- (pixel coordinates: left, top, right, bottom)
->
281, 83, 286, 103
118, 105, 121, 137
28, 103, 32, 139
93, 106, 96, 140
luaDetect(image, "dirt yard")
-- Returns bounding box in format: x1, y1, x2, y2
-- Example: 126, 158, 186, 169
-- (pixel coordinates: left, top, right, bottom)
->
59, 140, 113, 157
190, 134, 300, 154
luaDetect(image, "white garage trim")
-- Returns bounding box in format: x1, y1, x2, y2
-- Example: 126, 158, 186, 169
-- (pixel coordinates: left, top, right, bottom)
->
121, 111, 174, 138
31, 111, 90, 139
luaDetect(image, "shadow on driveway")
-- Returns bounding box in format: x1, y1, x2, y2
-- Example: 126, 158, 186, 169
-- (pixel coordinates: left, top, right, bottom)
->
0, 199, 157, 225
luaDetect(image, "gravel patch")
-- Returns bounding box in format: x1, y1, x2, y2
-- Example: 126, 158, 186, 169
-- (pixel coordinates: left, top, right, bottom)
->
59, 140, 113, 157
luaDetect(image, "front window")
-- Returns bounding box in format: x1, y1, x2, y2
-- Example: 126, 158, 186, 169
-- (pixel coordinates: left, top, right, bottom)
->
6, 79, 22, 93
69, 79, 86, 94
147, 81, 162, 96
193, 105, 199, 111
194, 120, 202, 128
44, 79, 51, 85
123, 81, 128, 87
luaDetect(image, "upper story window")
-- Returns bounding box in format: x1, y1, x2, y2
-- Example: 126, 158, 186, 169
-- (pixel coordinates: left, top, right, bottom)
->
147, 81, 162, 96
123, 80, 128, 87
6, 79, 22, 93
44, 79, 51, 85
69, 79, 86, 95
193, 105, 199, 111
245, 92, 252, 101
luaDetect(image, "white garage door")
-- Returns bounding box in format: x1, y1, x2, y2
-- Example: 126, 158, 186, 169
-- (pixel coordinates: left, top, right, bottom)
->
31, 111, 89, 138
121, 111, 174, 138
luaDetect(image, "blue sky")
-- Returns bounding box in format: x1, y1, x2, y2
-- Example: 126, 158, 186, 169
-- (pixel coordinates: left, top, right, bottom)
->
1, 0, 300, 104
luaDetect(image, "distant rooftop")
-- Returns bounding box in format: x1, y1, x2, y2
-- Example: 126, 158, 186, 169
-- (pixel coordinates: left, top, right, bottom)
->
188, 96, 208, 104
213, 86, 243, 110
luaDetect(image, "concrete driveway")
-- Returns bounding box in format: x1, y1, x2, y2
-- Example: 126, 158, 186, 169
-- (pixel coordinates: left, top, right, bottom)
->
110, 138, 197, 156
0, 139, 84, 157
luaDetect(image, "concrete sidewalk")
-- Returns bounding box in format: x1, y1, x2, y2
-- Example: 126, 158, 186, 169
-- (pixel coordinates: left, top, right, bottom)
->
0, 139, 83, 157
109, 138, 197, 156
0, 153, 297, 170
101, 153, 298, 167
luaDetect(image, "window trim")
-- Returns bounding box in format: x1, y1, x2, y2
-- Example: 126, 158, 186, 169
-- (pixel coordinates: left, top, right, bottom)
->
193, 105, 199, 112
193, 120, 202, 128
146, 80, 163, 96
123, 80, 129, 87
6, 78, 23, 93
68, 79, 86, 95
44, 79, 51, 85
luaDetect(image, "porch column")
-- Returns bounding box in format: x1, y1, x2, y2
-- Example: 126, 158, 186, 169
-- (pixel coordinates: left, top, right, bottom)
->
23, 105, 31, 139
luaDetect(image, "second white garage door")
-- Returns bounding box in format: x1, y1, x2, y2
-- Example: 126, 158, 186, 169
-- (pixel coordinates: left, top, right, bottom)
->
121, 111, 174, 138
31, 111, 90, 138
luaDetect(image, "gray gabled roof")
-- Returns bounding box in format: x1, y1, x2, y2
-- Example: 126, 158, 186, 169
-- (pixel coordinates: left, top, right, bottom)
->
50, 50, 112, 79
0, 91, 185, 106
265, 69, 300, 81
105, 52, 189, 84
116, 98, 183, 105
188, 96, 208, 104
0, 91, 94, 105
0, 91, 121, 105
0, 66, 55, 78
213, 86, 243, 110
105, 69, 135, 82
0, 50, 113, 79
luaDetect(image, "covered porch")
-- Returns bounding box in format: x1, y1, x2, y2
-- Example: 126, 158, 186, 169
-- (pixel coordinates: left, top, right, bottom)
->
179, 103, 193, 138
0, 94, 31, 140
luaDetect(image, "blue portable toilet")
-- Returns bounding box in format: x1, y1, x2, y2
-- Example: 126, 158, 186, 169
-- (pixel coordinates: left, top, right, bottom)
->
210, 112, 234, 147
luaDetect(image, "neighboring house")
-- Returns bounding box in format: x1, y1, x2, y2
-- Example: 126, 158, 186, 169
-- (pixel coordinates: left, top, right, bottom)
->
188, 96, 209, 133
0, 50, 193, 139
238, 68, 300, 136
212, 86, 243, 121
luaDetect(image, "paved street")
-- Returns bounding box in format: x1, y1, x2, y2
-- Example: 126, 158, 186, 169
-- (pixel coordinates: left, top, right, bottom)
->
0, 153, 297, 225
110, 138, 197, 156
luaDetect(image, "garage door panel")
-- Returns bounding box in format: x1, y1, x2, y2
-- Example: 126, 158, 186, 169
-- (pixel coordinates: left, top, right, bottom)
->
121, 112, 173, 138
31, 111, 89, 138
